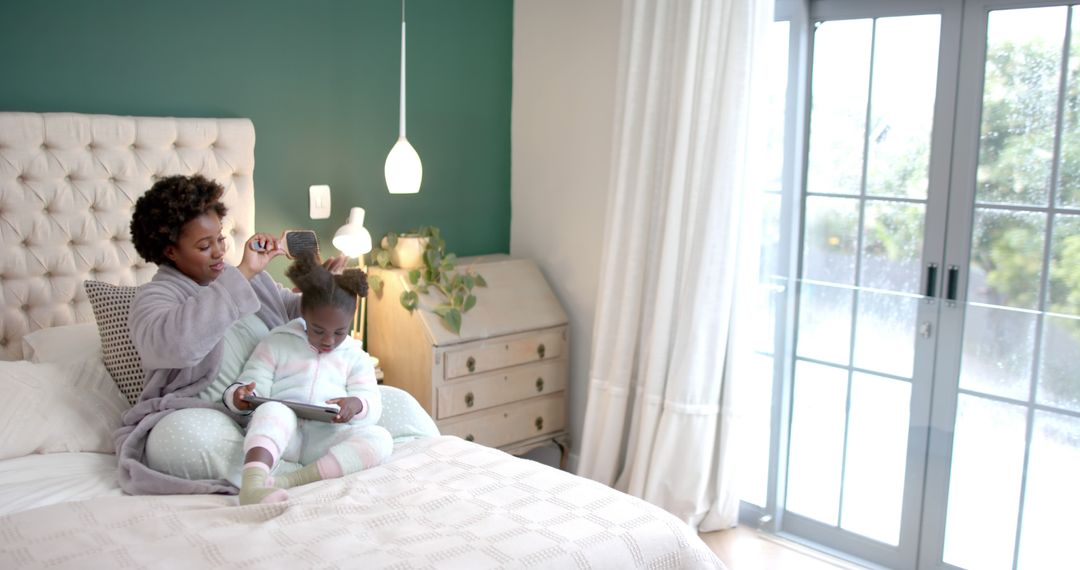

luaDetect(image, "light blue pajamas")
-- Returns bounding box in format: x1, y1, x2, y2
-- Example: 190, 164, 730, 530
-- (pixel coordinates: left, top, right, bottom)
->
246, 401, 392, 475
237, 318, 392, 479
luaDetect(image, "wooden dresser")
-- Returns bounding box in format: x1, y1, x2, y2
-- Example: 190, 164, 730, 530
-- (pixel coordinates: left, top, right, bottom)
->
367, 255, 569, 465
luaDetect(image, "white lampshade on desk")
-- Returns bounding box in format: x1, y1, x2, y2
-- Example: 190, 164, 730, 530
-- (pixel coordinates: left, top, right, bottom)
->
332, 207, 373, 258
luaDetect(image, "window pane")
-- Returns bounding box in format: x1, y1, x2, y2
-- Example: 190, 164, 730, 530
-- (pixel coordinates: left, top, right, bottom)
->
1060, 8, 1080, 208
860, 200, 926, 293
976, 7, 1066, 206
943, 395, 1026, 570
969, 208, 1046, 309
803, 196, 859, 284
866, 15, 940, 199
840, 373, 911, 546
807, 19, 872, 196
796, 283, 853, 365
1037, 314, 1080, 413
1048, 214, 1080, 316
786, 361, 847, 525
959, 305, 1035, 400
1017, 411, 1080, 568
853, 290, 918, 379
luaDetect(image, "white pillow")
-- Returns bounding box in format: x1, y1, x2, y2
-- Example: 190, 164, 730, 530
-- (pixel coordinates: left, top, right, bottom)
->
0, 358, 130, 460
21, 322, 102, 364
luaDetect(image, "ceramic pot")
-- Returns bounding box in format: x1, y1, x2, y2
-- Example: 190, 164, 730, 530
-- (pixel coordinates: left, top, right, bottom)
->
382, 235, 429, 269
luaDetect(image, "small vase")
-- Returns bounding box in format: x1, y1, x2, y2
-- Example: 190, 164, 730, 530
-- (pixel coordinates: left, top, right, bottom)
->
382, 235, 429, 269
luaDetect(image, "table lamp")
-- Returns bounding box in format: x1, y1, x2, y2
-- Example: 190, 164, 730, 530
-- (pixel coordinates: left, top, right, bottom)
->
332, 207, 374, 343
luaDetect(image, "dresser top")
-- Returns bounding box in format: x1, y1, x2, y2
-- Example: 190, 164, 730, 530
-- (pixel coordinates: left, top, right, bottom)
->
369, 256, 568, 346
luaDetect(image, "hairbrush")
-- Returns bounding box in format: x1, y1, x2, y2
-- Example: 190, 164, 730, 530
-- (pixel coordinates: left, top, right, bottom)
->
250, 230, 321, 259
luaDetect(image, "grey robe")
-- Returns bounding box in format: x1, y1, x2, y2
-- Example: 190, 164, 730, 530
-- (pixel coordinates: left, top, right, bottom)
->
115, 264, 301, 495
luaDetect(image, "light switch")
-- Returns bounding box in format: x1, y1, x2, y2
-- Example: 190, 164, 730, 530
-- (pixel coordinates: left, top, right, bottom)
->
309, 185, 331, 219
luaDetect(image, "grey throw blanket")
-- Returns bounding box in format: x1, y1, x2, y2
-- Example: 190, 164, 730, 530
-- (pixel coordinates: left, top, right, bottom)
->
115, 264, 301, 495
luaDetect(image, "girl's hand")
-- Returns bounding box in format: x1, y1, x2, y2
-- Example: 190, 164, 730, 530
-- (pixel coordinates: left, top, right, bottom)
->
326, 396, 363, 423
234, 382, 257, 410
238, 233, 284, 279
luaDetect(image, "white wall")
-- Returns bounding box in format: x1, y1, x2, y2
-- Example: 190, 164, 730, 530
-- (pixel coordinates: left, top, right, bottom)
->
511, 0, 623, 469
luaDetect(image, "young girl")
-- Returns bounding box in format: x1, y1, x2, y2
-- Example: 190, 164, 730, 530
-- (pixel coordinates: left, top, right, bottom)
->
229, 253, 392, 505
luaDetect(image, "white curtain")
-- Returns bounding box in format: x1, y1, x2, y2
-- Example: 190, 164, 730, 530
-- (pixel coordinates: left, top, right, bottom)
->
576, 0, 771, 532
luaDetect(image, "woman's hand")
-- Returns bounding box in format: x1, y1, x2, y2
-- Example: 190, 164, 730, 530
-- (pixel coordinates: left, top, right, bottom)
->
238, 233, 285, 279
234, 382, 257, 411
326, 396, 363, 423
322, 254, 349, 275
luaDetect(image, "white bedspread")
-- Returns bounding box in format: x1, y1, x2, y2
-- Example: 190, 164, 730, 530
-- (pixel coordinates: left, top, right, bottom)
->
0, 436, 722, 569
0, 452, 122, 517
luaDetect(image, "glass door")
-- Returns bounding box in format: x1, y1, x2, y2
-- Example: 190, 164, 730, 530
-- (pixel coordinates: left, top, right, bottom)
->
921, 2, 1080, 568
779, 3, 959, 567
756, 1, 1080, 568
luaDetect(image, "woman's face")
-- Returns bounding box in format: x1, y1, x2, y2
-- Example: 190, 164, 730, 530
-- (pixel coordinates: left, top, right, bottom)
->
164, 212, 228, 286
303, 304, 352, 353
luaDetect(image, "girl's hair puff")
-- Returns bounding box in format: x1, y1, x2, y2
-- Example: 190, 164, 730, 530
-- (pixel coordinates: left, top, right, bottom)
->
285, 252, 368, 315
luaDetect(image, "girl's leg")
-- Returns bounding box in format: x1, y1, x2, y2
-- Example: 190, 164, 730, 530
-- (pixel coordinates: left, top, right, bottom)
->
274, 424, 393, 489
238, 402, 297, 505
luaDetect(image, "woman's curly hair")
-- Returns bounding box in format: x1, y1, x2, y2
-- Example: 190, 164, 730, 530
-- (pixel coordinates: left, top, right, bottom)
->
130, 175, 228, 265
286, 252, 368, 315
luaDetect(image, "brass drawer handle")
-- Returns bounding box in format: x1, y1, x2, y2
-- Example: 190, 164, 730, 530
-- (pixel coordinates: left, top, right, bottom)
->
466, 356, 476, 372
465, 392, 475, 408
465, 434, 475, 442
537, 343, 546, 359
535, 416, 544, 431
535, 377, 544, 392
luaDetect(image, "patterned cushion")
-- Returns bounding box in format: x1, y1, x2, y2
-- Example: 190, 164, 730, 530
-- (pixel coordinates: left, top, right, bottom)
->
84, 281, 144, 406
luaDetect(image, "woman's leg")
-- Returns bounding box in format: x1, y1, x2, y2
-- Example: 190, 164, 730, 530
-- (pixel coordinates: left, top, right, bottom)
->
274, 424, 393, 489
146, 408, 244, 485
238, 402, 297, 505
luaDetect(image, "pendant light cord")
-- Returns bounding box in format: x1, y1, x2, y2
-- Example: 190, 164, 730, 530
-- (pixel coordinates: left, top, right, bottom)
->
399, 0, 407, 137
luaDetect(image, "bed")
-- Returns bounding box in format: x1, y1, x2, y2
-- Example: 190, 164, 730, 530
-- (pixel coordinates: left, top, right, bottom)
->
0, 112, 723, 569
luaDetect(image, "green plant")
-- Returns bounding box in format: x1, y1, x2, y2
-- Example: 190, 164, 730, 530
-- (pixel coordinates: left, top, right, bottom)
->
367, 226, 486, 334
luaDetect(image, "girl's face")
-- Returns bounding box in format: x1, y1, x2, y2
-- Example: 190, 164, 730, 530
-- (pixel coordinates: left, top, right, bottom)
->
303, 304, 352, 353
164, 212, 228, 286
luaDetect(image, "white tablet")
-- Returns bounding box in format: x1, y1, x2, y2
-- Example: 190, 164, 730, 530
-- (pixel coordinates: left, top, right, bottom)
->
243, 395, 339, 422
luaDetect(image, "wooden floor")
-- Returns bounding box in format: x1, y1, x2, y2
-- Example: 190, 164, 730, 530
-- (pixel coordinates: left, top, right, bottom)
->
700, 525, 869, 569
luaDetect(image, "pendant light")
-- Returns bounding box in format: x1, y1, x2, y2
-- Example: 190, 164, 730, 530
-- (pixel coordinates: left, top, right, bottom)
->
385, 0, 423, 194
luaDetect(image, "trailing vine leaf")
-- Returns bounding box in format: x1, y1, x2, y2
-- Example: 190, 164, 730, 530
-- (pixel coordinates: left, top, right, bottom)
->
475, 274, 487, 287
408, 269, 421, 285
400, 290, 419, 312
368, 274, 384, 297
443, 308, 462, 334
464, 294, 477, 312
375, 249, 391, 268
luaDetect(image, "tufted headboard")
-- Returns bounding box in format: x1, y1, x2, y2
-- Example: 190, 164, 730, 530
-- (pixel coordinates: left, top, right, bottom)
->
0, 112, 256, 360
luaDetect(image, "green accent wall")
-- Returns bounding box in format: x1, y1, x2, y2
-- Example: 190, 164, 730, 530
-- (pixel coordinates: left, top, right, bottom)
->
0, 0, 512, 283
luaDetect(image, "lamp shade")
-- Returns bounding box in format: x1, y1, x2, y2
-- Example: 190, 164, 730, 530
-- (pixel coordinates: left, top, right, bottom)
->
332, 207, 373, 258
385, 136, 423, 195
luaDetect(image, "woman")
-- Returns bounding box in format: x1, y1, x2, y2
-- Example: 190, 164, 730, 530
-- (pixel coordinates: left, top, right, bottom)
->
114, 174, 343, 495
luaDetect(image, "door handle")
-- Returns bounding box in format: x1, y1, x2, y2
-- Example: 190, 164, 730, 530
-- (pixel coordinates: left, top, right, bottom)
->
946, 265, 959, 302
925, 263, 938, 298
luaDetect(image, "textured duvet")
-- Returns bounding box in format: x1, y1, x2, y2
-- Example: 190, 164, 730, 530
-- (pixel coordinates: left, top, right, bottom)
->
0, 436, 723, 569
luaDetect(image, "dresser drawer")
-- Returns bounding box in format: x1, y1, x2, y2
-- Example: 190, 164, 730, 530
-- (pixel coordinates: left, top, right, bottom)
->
444, 327, 566, 379
438, 393, 566, 448
436, 359, 567, 419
